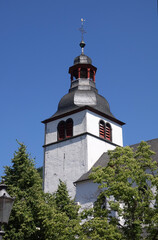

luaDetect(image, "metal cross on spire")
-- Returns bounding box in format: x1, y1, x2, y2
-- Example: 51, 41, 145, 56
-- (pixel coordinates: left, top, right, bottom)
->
79, 18, 86, 41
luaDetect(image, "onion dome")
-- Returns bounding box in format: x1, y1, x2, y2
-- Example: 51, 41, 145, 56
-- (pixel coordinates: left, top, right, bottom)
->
42, 40, 124, 126
74, 41, 92, 65
56, 90, 114, 119
74, 54, 92, 65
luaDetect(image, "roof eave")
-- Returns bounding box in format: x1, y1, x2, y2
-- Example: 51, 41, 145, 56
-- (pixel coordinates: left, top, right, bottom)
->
42, 106, 125, 126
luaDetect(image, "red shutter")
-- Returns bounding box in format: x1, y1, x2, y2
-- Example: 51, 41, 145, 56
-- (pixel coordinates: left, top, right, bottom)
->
58, 121, 65, 140
106, 124, 111, 141
66, 119, 73, 138
99, 121, 105, 139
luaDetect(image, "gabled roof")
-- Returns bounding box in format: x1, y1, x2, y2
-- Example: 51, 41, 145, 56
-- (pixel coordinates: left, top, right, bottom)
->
75, 138, 158, 184
74, 152, 110, 183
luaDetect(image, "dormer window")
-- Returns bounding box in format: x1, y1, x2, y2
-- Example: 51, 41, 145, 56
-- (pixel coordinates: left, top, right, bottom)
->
57, 119, 73, 141
106, 123, 112, 142
99, 120, 105, 139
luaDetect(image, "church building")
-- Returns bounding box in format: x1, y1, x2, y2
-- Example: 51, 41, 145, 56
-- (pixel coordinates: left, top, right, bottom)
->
42, 39, 125, 199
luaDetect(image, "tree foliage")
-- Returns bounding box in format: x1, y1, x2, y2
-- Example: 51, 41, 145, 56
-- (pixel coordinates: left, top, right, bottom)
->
3, 142, 44, 240
2, 142, 81, 240
2, 141, 158, 240
37, 192, 81, 240
37, 166, 43, 179
55, 179, 79, 219
88, 141, 158, 240
42, 180, 82, 240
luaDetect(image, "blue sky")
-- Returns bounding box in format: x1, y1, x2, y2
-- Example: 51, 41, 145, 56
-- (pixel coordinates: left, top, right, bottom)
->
0, 0, 158, 177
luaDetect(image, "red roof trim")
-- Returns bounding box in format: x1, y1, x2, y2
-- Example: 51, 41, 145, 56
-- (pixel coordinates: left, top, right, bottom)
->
69, 63, 97, 73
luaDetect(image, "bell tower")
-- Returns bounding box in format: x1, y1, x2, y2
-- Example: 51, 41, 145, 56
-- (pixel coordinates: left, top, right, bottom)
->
42, 39, 125, 198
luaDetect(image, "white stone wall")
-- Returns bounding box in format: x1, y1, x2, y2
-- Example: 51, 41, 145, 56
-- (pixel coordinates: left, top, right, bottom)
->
45, 111, 86, 145
75, 181, 117, 219
87, 135, 116, 170
86, 110, 123, 170
44, 135, 88, 198
45, 109, 123, 147
75, 180, 99, 211
86, 110, 123, 147
44, 109, 124, 198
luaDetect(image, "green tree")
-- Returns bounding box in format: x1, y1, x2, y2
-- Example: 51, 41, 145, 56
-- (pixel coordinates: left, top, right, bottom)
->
2, 142, 82, 240
87, 141, 158, 240
81, 214, 123, 240
54, 180, 79, 219
81, 193, 123, 240
37, 180, 82, 240
3, 142, 46, 240
37, 166, 43, 179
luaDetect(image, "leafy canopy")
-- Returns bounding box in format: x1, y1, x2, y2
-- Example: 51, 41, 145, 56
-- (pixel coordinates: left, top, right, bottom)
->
2, 140, 158, 240
2, 142, 81, 240
88, 141, 158, 240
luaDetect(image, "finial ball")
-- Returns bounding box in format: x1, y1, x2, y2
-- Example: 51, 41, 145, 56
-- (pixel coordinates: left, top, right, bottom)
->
80, 41, 86, 49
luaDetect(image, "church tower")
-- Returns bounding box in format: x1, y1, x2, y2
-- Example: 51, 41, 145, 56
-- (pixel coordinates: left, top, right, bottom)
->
42, 39, 125, 198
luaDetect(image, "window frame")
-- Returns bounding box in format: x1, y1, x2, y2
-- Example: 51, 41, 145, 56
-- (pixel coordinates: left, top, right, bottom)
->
57, 118, 73, 141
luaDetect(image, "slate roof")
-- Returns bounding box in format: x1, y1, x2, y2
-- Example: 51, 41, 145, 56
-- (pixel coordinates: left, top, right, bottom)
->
42, 48, 125, 125
74, 53, 92, 65
75, 138, 158, 183
51, 90, 116, 119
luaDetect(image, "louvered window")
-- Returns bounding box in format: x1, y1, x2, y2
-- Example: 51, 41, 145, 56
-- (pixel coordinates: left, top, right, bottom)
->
99, 120, 105, 139
58, 121, 65, 140
106, 123, 112, 141
66, 119, 73, 138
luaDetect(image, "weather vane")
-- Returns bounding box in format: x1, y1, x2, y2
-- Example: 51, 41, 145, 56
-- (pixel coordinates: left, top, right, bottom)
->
79, 18, 86, 41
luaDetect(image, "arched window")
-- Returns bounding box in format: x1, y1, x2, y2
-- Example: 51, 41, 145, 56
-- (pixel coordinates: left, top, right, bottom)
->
66, 118, 73, 138
57, 119, 73, 141
99, 120, 105, 139
57, 121, 65, 140
105, 123, 112, 141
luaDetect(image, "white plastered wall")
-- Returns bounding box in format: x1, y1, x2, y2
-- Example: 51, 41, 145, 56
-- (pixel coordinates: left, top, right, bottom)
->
44, 135, 88, 198
45, 111, 87, 145
86, 110, 123, 170
44, 111, 88, 198
75, 180, 99, 211
45, 109, 123, 147
44, 109, 123, 198
87, 135, 116, 170
86, 110, 123, 147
